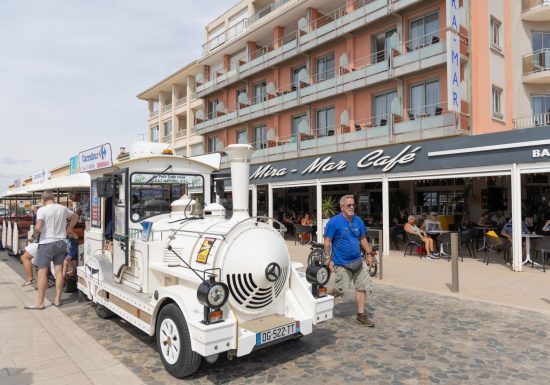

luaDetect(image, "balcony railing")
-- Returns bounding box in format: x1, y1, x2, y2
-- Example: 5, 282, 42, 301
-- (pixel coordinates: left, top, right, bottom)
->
513, 112, 550, 129
523, 49, 550, 75
230, 106, 460, 164
196, 0, 454, 96
161, 104, 172, 114
522, 0, 550, 12
196, 29, 453, 133
175, 129, 188, 139
175, 97, 187, 107
149, 110, 159, 118
161, 134, 172, 143
202, 0, 293, 55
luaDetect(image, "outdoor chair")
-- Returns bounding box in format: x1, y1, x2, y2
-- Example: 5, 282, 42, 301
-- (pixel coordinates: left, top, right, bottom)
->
435, 107, 442, 116
379, 119, 387, 126
533, 236, 550, 272
501, 237, 512, 266
294, 224, 313, 246
460, 228, 476, 259
404, 232, 425, 258
408, 112, 415, 120
389, 226, 402, 250
483, 234, 503, 265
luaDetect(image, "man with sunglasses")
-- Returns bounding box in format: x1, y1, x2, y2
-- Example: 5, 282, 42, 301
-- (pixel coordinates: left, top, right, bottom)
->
324, 195, 375, 327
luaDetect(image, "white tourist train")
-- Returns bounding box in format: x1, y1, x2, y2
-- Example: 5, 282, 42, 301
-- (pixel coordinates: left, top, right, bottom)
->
76, 142, 334, 378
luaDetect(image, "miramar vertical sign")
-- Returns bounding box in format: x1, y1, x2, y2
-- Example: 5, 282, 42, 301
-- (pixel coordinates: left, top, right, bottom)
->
446, 0, 460, 113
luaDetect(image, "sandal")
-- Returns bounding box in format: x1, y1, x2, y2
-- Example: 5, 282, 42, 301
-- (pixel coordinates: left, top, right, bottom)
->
21, 279, 35, 287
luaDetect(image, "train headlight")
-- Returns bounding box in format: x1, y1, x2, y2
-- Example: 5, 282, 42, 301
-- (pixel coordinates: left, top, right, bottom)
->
197, 276, 229, 309
306, 264, 330, 286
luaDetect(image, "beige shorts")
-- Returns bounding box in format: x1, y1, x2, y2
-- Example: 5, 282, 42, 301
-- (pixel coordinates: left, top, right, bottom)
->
333, 263, 371, 295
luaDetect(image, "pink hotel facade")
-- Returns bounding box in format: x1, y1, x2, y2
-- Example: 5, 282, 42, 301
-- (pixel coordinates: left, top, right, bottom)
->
139, 0, 550, 157
138, 0, 550, 271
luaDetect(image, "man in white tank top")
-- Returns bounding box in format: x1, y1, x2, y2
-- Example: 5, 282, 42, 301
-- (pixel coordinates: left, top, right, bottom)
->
25, 191, 78, 310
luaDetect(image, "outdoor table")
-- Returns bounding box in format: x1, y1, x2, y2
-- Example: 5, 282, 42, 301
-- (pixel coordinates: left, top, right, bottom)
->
472, 226, 497, 251
522, 233, 544, 266
427, 230, 451, 257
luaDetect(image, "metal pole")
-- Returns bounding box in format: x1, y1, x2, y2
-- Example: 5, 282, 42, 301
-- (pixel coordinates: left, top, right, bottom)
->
451, 232, 459, 292
378, 229, 383, 280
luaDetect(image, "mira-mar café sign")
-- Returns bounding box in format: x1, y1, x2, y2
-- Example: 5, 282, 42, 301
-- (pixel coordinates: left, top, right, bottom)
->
246, 125, 550, 184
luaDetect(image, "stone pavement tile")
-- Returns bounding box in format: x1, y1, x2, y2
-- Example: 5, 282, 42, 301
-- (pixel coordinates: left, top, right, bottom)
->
33, 371, 93, 385
57, 336, 116, 373
17, 356, 82, 384
11, 347, 67, 368
85, 363, 145, 385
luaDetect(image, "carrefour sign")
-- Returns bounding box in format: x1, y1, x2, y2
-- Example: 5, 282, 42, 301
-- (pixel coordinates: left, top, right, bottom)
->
79, 143, 113, 172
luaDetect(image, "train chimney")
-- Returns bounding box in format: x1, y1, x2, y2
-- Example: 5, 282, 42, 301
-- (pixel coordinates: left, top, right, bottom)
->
224, 144, 255, 221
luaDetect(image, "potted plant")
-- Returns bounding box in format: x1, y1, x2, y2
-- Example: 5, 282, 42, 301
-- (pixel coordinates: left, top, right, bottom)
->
321, 196, 338, 231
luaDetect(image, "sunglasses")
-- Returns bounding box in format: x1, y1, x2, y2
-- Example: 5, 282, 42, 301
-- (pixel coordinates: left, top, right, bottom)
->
345, 204, 356, 208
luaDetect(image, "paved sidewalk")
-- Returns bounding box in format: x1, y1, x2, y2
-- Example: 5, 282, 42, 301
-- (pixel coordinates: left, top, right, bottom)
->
0, 256, 145, 385
287, 241, 550, 315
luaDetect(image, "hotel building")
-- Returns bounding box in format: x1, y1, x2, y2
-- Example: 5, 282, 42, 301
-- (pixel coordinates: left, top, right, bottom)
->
139, 0, 550, 271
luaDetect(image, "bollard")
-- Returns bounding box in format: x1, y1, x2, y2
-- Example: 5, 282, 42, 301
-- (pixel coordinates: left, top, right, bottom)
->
451, 232, 459, 292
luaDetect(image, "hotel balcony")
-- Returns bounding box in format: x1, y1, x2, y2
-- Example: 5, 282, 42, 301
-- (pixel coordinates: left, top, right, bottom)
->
513, 112, 550, 129
522, 49, 550, 83
219, 102, 463, 166
197, 0, 429, 97
522, 0, 550, 21
196, 28, 463, 134
202, 0, 297, 56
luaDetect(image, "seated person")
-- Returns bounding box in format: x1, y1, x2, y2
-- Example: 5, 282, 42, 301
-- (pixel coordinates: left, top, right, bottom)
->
541, 217, 550, 235
501, 217, 529, 255
421, 212, 441, 232
478, 211, 490, 226
299, 213, 314, 243
490, 210, 506, 226
63, 230, 79, 278
404, 215, 437, 258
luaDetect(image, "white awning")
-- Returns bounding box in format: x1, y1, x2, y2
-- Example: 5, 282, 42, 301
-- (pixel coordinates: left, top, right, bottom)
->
27, 173, 90, 193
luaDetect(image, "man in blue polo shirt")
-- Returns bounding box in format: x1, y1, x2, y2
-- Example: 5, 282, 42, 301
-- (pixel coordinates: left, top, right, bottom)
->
324, 194, 375, 327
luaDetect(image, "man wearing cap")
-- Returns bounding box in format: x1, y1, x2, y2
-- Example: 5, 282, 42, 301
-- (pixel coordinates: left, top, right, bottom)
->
25, 191, 78, 309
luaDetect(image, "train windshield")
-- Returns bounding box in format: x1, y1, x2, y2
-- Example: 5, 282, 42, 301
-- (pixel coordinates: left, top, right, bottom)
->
130, 173, 204, 222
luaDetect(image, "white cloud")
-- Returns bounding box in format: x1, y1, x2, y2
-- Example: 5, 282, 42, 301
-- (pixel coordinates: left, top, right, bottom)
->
0, 0, 229, 190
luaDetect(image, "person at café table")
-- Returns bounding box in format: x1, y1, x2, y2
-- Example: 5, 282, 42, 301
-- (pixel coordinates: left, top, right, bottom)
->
541, 216, 550, 235
501, 216, 529, 255
477, 210, 491, 226
421, 212, 441, 232
404, 215, 437, 259
300, 213, 314, 243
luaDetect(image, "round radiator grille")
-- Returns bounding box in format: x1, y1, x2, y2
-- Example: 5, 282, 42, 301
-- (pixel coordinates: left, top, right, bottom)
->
226, 267, 288, 310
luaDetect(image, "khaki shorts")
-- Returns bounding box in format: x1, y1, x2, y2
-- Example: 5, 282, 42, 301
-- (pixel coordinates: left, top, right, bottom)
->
333, 263, 371, 295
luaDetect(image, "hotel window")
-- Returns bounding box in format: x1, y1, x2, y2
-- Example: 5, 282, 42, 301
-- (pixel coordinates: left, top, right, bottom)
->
373, 90, 397, 125
410, 80, 440, 117
210, 62, 224, 81
163, 120, 172, 138
207, 137, 222, 153
373, 29, 397, 63
236, 128, 248, 144
490, 17, 501, 50
492, 86, 503, 118
255, 125, 267, 148
316, 52, 335, 82
253, 81, 266, 104
532, 32, 550, 69
291, 113, 308, 136
150, 125, 159, 142
316, 107, 335, 136
291, 64, 307, 90
207, 99, 217, 119
532, 94, 550, 125
409, 12, 439, 50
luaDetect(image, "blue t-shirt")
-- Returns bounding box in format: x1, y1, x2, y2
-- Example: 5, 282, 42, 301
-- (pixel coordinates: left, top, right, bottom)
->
324, 213, 367, 266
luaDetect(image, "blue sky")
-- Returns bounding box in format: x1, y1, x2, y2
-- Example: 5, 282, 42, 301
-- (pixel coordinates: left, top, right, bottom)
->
0, 0, 230, 190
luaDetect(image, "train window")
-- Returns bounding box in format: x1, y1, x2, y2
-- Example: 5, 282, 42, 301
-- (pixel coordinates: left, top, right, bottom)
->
130, 173, 204, 222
